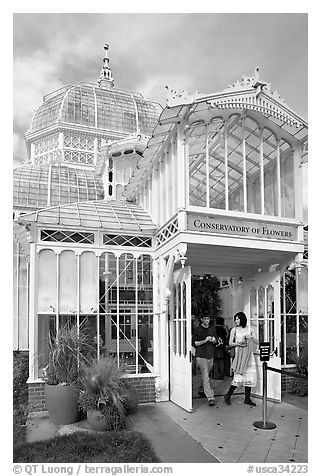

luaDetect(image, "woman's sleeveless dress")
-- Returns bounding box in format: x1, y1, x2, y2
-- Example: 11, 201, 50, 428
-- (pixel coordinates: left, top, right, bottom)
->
231, 326, 257, 388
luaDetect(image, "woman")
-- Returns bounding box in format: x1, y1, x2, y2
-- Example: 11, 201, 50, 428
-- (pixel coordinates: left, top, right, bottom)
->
224, 311, 259, 406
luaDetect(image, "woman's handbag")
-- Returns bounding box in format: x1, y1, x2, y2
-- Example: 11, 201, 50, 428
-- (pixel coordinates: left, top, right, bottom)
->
226, 328, 236, 358
226, 346, 235, 358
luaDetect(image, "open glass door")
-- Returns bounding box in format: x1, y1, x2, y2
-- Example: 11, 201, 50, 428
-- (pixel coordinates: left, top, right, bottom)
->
169, 266, 193, 411
244, 271, 281, 402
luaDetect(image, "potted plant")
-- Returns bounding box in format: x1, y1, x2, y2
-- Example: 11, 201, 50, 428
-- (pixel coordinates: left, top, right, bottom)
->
78, 356, 127, 431
43, 324, 90, 425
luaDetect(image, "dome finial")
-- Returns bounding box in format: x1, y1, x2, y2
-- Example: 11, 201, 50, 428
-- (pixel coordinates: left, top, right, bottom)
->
98, 43, 114, 89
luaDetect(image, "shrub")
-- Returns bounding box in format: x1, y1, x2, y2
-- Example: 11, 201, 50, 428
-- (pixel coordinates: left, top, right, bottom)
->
79, 357, 127, 430
13, 351, 30, 445
288, 336, 308, 396
13, 351, 29, 406
122, 382, 139, 415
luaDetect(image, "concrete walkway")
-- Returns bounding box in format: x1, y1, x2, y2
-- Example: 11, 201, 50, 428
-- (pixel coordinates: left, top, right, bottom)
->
153, 394, 308, 463
26, 389, 308, 464
129, 403, 219, 463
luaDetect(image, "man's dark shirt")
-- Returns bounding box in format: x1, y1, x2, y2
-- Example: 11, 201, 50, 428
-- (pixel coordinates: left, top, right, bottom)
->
192, 325, 217, 359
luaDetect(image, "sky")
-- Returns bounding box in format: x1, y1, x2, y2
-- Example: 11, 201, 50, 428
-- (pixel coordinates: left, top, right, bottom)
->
13, 13, 308, 164
12, 12, 309, 222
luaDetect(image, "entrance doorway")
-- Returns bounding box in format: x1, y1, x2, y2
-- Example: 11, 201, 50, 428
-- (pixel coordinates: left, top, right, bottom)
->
191, 274, 233, 404
169, 264, 282, 411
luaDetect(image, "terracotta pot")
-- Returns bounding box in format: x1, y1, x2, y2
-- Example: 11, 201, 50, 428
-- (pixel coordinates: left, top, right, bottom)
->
44, 384, 79, 425
87, 409, 110, 431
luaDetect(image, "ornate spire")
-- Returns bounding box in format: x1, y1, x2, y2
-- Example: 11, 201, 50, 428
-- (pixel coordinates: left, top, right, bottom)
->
98, 43, 114, 89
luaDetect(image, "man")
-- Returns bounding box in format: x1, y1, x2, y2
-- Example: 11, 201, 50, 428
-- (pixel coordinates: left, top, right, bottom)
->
139, 316, 151, 372
192, 316, 217, 406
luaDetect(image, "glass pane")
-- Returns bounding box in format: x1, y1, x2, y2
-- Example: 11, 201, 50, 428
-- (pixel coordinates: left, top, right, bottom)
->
80, 315, 98, 360
297, 267, 308, 314
258, 321, 264, 342
188, 122, 207, 207
177, 285, 181, 355
280, 140, 295, 218
227, 115, 243, 211
37, 314, 56, 378
182, 282, 187, 357
208, 118, 225, 209
138, 312, 153, 373
258, 286, 265, 319
59, 251, 77, 313
99, 252, 117, 313
173, 285, 177, 354
38, 249, 57, 313
119, 253, 135, 287
263, 128, 278, 216
245, 117, 261, 214
80, 252, 97, 314
250, 287, 257, 320
286, 315, 297, 364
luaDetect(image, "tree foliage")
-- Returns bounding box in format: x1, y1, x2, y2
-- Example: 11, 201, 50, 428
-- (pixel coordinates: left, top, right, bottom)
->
191, 275, 222, 324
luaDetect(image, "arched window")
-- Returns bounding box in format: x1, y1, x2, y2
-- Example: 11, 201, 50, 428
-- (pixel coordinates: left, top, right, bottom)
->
280, 139, 295, 218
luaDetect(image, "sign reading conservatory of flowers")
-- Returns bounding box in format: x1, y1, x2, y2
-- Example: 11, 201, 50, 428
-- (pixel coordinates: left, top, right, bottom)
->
187, 214, 297, 241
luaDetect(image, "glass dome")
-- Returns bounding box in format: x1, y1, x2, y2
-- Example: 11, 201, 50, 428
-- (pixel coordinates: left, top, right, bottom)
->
28, 83, 162, 137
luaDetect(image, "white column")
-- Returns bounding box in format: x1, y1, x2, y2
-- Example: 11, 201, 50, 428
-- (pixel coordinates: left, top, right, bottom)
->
176, 123, 186, 209
76, 253, 80, 332
224, 120, 229, 210
28, 244, 37, 381
152, 165, 159, 224
96, 253, 100, 359
293, 143, 303, 233
135, 257, 138, 371
159, 158, 164, 225
205, 124, 210, 208
116, 255, 120, 365
164, 150, 169, 222
184, 130, 190, 208
56, 252, 59, 333
242, 117, 248, 212
276, 139, 281, 217
155, 257, 170, 402
260, 128, 265, 215
171, 140, 176, 216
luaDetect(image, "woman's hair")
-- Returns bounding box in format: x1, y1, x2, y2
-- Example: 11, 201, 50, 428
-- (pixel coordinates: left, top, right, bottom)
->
234, 311, 247, 328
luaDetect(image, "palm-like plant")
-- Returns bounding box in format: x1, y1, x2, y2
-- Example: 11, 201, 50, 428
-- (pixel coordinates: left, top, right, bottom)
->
79, 357, 127, 428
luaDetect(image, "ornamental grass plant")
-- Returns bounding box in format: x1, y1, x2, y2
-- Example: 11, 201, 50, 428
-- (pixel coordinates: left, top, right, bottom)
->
78, 356, 128, 430
44, 324, 91, 385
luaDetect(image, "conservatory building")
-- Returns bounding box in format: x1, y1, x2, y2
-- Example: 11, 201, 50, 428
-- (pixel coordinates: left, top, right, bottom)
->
13, 47, 308, 412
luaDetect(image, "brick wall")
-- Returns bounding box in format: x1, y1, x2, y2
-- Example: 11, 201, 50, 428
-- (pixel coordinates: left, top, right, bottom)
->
123, 376, 156, 404
28, 382, 46, 412
28, 375, 156, 413
281, 367, 308, 394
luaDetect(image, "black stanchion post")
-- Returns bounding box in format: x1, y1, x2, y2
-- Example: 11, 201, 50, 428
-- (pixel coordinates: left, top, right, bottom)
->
253, 345, 276, 430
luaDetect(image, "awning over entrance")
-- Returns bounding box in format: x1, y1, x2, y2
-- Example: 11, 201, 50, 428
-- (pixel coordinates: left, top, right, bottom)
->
186, 242, 297, 277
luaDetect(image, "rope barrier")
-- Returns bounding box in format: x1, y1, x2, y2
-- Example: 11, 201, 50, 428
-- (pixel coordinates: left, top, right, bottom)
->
253, 362, 307, 430
266, 366, 308, 380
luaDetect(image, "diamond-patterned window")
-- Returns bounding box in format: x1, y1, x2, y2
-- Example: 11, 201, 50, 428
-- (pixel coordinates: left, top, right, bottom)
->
41, 229, 95, 244
103, 234, 152, 248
